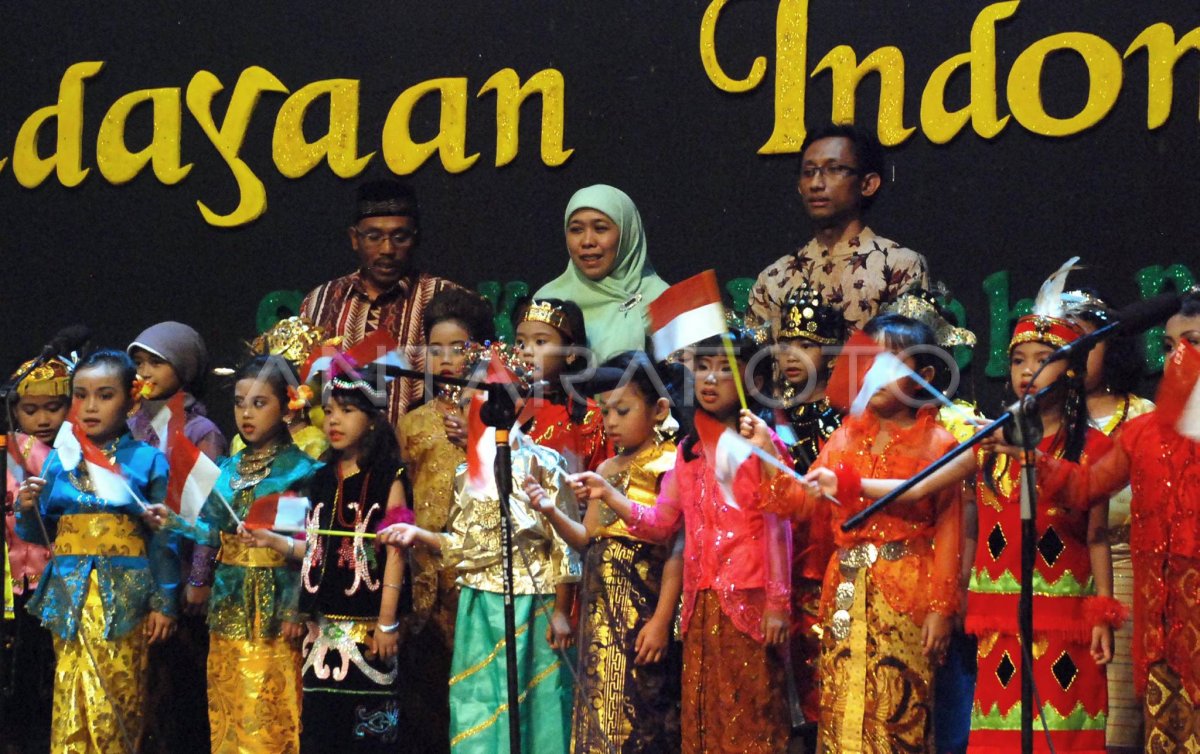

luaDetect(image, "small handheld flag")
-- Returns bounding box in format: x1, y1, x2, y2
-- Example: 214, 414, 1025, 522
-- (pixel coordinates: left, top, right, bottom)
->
244, 493, 311, 532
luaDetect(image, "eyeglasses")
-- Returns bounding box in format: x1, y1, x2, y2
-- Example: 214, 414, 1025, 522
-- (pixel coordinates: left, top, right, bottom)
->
354, 227, 417, 247
799, 164, 860, 180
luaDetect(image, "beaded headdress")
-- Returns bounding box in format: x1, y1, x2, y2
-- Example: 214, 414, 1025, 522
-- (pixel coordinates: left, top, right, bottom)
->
519, 299, 573, 339
1010, 257, 1087, 351
462, 342, 536, 394
250, 317, 334, 369
881, 287, 976, 348
322, 361, 391, 409
10, 355, 75, 397
778, 285, 844, 345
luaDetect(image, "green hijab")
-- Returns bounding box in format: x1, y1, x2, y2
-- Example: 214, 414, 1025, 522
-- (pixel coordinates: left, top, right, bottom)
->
534, 184, 670, 361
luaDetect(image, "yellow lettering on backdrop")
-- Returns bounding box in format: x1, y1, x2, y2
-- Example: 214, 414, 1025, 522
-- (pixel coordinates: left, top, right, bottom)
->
12, 61, 105, 188
760, 0, 810, 154
919, 1, 1018, 144
699, 0, 768, 93
381, 78, 479, 175
812, 45, 914, 146
186, 67, 289, 227
272, 79, 373, 179
1124, 23, 1200, 130
478, 68, 574, 168
96, 88, 192, 184
1008, 32, 1122, 136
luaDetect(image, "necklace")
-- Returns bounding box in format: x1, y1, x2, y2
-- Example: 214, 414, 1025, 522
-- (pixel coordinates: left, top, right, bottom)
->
231, 443, 282, 490
68, 437, 121, 494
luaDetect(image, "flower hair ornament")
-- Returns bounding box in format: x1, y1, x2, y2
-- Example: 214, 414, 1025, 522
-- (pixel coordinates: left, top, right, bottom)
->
287, 384, 315, 411
130, 376, 155, 403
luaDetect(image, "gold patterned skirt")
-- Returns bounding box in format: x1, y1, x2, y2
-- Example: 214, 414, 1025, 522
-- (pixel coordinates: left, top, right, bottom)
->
571, 536, 681, 753
818, 568, 933, 754
208, 634, 302, 754
681, 590, 788, 754
51, 571, 149, 754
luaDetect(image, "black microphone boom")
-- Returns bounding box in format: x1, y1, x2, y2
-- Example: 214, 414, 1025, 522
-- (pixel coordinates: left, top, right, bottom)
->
1045, 292, 1179, 365
39, 324, 92, 360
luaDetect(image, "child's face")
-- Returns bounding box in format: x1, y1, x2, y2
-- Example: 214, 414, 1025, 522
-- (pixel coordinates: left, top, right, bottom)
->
1164, 312, 1200, 353
597, 384, 667, 454
1010, 342, 1066, 395
775, 337, 825, 390
428, 320, 472, 379
14, 393, 69, 444
323, 397, 372, 455
234, 378, 288, 449
693, 354, 742, 421
131, 347, 182, 400
515, 320, 570, 383
72, 366, 132, 443
865, 349, 923, 416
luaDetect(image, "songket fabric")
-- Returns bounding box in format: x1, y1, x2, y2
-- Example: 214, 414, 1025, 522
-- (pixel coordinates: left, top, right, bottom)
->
1145, 660, 1200, 751
14, 433, 175, 753
571, 442, 681, 753
681, 590, 788, 754
207, 634, 302, 754
967, 429, 1114, 754
449, 589, 572, 753
51, 572, 149, 754
172, 442, 320, 754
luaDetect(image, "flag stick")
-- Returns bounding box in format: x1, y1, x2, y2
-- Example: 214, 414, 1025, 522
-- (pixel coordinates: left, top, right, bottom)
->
721, 333, 749, 411
739, 438, 841, 506
213, 489, 243, 528
313, 529, 377, 539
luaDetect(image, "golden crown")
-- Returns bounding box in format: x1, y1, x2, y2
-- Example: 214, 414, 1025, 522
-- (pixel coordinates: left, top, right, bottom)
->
520, 299, 572, 337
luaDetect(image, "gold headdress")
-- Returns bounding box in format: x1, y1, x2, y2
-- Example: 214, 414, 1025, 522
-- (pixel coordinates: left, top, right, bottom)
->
11, 356, 75, 397
519, 299, 573, 339
1010, 257, 1086, 350
881, 287, 976, 348
778, 285, 844, 345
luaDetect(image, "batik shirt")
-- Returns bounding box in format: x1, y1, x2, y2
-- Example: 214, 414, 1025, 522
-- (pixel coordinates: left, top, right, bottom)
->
746, 227, 930, 333
300, 270, 459, 423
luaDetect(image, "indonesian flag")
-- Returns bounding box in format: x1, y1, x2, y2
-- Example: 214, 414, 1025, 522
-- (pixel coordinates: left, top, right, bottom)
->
53, 411, 135, 506
693, 409, 761, 510
161, 393, 220, 525
827, 330, 884, 413
847, 352, 910, 416
465, 392, 497, 495
647, 270, 727, 359
244, 493, 311, 532
1156, 342, 1200, 441
301, 329, 407, 383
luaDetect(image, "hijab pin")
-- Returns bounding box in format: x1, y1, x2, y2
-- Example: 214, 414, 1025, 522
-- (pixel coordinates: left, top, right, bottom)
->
619, 293, 643, 312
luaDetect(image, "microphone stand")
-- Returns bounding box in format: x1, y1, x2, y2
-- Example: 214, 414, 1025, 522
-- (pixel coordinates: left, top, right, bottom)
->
841, 380, 1066, 754
480, 382, 523, 754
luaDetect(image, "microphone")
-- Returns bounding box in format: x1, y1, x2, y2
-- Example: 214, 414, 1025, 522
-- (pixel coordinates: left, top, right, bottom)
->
1045, 293, 1179, 364
39, 324, 92, 360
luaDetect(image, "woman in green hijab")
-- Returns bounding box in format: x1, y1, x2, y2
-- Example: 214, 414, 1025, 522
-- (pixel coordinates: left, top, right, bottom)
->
535, 185, 670, 361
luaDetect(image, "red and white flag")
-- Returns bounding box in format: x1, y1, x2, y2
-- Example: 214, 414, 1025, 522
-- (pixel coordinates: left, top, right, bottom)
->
464, 393, 497, 495
53, 413, 135, 506
692, 409, 761, 510
160, 393, 220, 525
647, 270, 727, 359
301, 329, 407, 384
244, 493, 311, 532
826, 330, 884, 413
1156, 342, 1200, 441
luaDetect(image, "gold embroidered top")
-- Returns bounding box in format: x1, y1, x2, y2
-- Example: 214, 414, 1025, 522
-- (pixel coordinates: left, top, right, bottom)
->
594, 441, 676, 541
438, 435, 581, 595
399, 401, 466, 623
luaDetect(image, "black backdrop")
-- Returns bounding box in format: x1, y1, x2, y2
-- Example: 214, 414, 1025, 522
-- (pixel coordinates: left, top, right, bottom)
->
3, 1, 1198, 421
